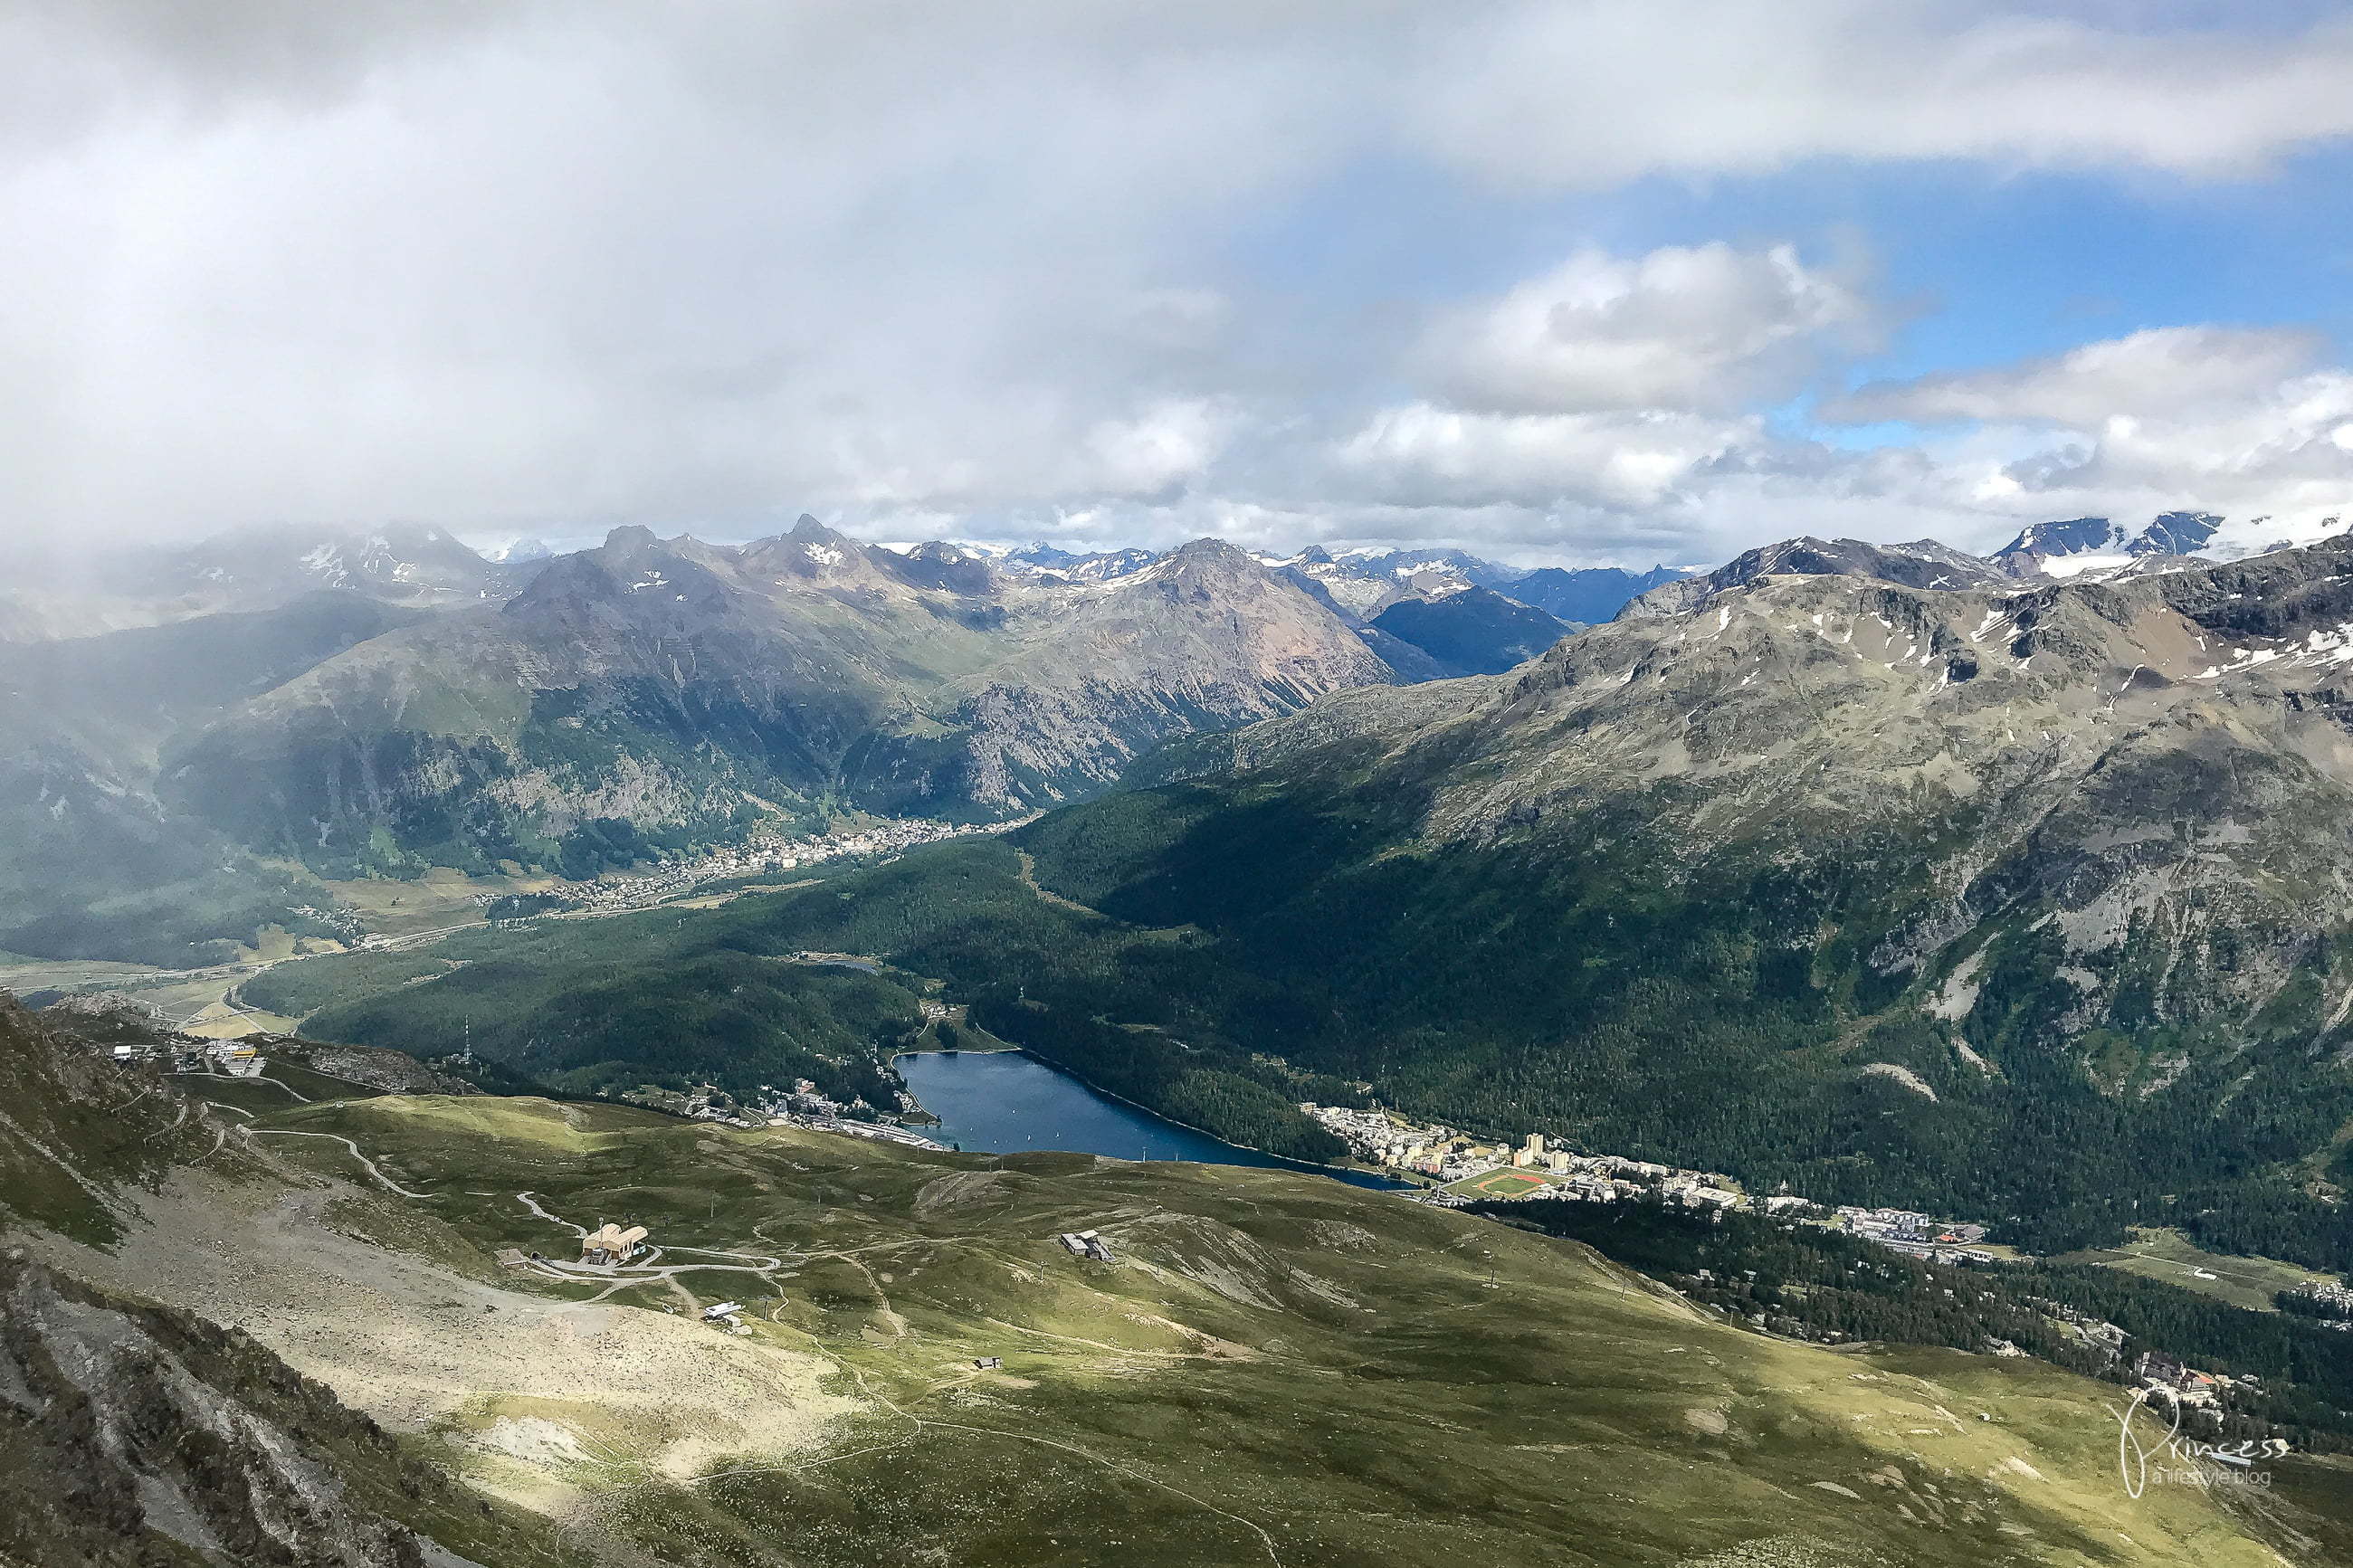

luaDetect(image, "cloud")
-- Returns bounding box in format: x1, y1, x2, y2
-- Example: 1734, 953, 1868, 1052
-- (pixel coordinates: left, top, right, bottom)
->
1422, 242, 1887, 416
1332, 403, 1764, 510
1984, 370, 2353, 518
1828, 326, 2328, 426
6, 1, 2353, 565
0, 2, 1370, 542
1408, 1, 2353, 189
1817, 324, 2353, 548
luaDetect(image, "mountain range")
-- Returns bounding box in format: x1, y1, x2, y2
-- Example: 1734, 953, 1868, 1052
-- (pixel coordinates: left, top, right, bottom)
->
281, 517, 2353, 1271
16, 505, 2353, 1562
0, 508, 2256, 963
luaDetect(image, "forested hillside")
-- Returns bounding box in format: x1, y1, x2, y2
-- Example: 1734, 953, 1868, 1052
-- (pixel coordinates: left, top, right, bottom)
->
986, 537, 2353, 1263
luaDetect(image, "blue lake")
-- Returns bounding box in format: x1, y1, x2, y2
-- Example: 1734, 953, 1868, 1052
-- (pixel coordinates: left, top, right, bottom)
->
895, 1050, 1407, 1191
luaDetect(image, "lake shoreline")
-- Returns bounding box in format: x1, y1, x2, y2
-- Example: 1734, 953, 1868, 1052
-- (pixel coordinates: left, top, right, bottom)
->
893, 1045, 1412, 1191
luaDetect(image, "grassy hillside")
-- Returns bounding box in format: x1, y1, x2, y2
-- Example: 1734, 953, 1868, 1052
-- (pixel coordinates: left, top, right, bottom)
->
15, 994, 2353, 1563
189, 1088, 2353, 1566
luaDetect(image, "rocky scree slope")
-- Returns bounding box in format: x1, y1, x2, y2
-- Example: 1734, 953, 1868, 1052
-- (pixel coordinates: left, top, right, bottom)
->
0, 997, 571, 1567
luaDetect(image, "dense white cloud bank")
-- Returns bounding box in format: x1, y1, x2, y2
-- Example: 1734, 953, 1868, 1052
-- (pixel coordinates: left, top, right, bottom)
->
1826, 326, 2353, 554
1830, 328, 2330, 427
4, 0, 2352, 566
1407, 2, 2353, 189
1421, 243, 1887, 417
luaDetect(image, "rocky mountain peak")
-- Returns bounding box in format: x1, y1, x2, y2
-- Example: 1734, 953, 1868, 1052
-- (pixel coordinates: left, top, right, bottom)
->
878, 539, 1000, 595
1126, 537, 1273, 598
602, 524, 662, 553
745, 515, 883, 584
1167, 536, 1258, 566
2132, 510, 2223, 556
1992, 512, 2222, 575
1994, 516, 2131, 561
1619, 535, 2005, 619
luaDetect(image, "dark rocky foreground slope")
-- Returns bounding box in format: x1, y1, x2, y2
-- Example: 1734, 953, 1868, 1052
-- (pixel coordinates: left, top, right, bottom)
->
0, 1254, 557, 1568
0, 998, 567, 1567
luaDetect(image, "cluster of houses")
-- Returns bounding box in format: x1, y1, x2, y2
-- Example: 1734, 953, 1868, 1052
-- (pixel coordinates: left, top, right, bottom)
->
617, 1073, 951, 1149
739, 1077, 950, 1150
110, 1035, 268, 1078
2134, 1350, 2258, 1410
287, 902, 367, 943
780, 1114, 948, 1152
1300, 1102, 1991, 1257
1305, 1104, 1749, 1206
1833, 1206, 1995, 1264
2020, 1294, 2129, 1360
473, 817, 1013, 919
2279, 1279, 2353, 1328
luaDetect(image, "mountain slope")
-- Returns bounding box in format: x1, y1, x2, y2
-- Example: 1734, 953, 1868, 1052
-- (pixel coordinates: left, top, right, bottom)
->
0, 1255, 571, 1568
1622, 536, 2008, 616
1506, 563, 1688, 622
1367, 585, 1573, 675
1992, 512, 2224, 577
171, 527, 1395, 877
0, 525, 535, 642
6, 995, 2339, 1566
853, 538, 1396, 813
1624, 517, 2231, 622
0, 998, 581, 1567
985, 532, 2353, 1262
0, 594, 426, 963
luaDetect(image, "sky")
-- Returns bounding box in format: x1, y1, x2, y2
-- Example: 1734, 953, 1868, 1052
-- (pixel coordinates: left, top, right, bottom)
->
6, 1, 2353, 568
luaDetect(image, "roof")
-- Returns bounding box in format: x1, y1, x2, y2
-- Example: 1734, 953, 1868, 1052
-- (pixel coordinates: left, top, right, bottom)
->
584, 1221, 649, 1250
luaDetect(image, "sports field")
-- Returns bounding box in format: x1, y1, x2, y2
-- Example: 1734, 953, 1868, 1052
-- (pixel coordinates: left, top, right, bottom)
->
1444, 1167, 1552, 1199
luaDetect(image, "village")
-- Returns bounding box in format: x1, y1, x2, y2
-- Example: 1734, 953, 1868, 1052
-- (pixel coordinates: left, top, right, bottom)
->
472, 816, 1023, 921
638, 1073, 957, 1153
1291, 1099, 2306, 1408
2279, 1279, 2353, 1330
1300, 1102, 1995, 1264
109, 1032, 272, 1079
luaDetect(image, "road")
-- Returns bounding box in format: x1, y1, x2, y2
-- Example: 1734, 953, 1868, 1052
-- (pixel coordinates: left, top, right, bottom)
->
243, 1128, 434, 1197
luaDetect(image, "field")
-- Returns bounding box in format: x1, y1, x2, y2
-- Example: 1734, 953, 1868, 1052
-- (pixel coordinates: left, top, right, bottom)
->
321, 866, 524, 936
1443, 1166, 1554, 1199
0, 952, 165, 992
2056, 1226, 2339, 1313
